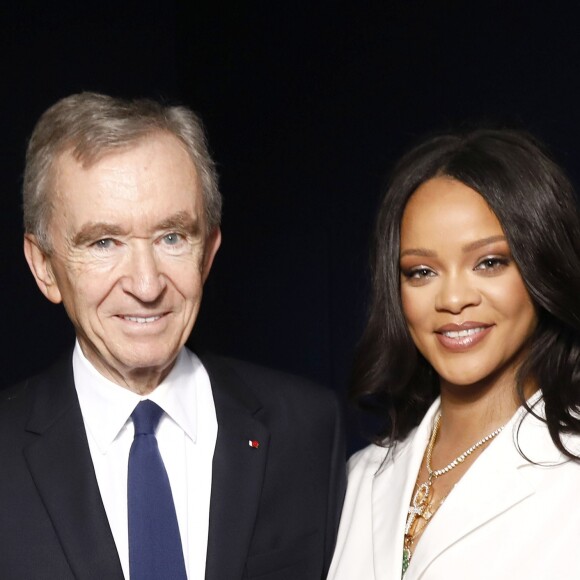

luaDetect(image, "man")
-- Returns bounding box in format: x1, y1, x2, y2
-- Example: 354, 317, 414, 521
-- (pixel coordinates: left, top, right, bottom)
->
0, 93, 345, 579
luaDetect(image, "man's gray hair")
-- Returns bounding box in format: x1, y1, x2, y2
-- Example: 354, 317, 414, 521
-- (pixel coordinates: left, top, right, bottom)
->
23, 92, 222, 252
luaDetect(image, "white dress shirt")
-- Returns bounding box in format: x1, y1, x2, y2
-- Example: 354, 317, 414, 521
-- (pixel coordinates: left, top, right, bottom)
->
73, 342, 218, 580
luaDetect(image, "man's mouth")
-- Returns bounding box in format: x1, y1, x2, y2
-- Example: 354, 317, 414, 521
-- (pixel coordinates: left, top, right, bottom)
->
121, 315, 163, 324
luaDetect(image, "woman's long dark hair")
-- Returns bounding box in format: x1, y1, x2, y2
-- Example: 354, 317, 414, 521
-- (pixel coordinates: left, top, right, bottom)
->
352, 129, 580, 457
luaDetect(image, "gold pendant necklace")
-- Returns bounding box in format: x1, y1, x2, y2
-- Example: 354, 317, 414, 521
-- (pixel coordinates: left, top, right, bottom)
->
402, 413, 506, 576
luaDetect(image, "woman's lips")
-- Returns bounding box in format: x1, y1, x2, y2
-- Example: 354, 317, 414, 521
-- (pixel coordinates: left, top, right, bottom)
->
435, 323, 493, 351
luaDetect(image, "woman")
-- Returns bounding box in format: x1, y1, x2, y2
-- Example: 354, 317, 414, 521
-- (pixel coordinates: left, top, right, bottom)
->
328, 129, 580, 579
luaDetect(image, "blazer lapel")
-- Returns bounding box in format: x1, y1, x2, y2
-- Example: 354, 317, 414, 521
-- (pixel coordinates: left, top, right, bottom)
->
371, 401, 441, 580
23, 356, 124, 580
201, 355, 270, 580
407, 408, 549, 579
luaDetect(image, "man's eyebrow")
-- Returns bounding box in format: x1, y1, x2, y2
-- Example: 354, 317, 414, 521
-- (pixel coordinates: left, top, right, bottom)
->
157, 211, 201, 235
73, 223, 125, 246
72, 212, 202, 246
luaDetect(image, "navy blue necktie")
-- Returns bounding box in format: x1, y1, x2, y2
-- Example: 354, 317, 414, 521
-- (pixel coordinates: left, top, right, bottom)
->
128, 400, 187, 580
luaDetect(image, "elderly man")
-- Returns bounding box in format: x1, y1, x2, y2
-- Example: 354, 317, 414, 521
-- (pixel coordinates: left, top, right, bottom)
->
0, 93, 345, 580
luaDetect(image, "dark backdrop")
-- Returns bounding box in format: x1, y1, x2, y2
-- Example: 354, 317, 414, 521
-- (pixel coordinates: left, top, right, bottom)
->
2, 1, 580, 452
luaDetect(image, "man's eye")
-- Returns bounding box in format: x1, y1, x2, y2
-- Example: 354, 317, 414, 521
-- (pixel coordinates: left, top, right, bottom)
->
93, 238, 114, 249
163, 233, 183, 245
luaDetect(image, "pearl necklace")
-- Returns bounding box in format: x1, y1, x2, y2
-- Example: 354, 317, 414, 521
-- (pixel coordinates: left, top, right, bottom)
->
402, 413, 506, 576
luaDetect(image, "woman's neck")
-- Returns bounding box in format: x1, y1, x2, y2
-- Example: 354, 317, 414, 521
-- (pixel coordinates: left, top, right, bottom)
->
436, 369, 536, 458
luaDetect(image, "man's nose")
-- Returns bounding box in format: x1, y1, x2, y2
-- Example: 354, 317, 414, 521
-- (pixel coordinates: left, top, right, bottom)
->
434, 272, 481, 314
121, 244, 167, 302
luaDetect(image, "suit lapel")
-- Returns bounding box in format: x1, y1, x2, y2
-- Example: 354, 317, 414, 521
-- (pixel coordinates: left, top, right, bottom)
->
201, 355, 270, 580
23, 356, 124, 580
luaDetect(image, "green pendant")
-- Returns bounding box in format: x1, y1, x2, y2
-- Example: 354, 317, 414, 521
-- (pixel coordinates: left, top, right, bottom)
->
402, 548, 411, 576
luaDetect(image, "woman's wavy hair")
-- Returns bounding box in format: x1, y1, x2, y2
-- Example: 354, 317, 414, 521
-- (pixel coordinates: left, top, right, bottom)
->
352, 129, 580, 456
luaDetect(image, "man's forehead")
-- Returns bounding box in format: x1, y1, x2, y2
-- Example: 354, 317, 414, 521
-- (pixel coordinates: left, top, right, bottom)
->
48, 135, 205, 233
54, 131, 195, 175
52, 138, 199, 193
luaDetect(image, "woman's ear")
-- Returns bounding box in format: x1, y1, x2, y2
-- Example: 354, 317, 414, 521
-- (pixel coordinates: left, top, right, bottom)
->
23, 234, 63, 304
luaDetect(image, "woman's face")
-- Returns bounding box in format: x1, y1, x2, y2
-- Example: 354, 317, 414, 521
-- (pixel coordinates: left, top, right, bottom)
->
399, 176, 537, 392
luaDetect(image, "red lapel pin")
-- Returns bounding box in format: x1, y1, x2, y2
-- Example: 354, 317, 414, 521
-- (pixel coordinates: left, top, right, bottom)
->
248, 440, 260, 449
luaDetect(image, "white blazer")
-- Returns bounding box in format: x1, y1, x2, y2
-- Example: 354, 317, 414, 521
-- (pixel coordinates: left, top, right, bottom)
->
328, 398, 580, 580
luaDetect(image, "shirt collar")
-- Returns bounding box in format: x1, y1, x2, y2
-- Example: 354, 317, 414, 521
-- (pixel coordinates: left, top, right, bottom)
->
73, 341, 199, 454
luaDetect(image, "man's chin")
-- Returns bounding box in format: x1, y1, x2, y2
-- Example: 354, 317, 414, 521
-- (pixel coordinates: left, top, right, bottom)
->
86, 346, 181, 392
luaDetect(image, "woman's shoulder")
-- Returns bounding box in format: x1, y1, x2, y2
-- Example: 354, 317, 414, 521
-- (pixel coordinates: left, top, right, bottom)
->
338, 444, 390, 508
347, 442, 387, 474
347, 444, 392, 485
346, 435, 412, 478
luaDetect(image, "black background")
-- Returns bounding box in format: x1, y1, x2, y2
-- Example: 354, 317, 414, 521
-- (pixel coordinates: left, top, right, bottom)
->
2, 1, 580, 451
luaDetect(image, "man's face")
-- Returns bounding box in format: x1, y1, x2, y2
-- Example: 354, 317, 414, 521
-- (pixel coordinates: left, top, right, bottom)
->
25, 132, 220, 393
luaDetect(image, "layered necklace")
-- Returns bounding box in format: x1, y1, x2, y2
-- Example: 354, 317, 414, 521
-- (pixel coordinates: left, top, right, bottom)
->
402, 413, 506, 576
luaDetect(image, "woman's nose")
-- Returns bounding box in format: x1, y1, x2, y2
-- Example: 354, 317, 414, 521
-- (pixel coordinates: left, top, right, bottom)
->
434, 273, 481, 314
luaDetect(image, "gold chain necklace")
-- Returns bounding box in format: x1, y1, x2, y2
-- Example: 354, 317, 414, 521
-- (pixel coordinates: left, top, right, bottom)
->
402, 413, 505, 576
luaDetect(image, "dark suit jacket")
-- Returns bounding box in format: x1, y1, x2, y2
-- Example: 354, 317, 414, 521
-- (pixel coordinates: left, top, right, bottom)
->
0, 351, 346, 579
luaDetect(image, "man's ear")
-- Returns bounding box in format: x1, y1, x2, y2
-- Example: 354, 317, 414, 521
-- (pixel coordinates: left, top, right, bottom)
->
201, 227, 221, 283
23, 234, 63, 304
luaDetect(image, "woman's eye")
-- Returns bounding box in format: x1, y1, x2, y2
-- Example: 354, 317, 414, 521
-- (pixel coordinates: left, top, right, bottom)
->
403, 267, 435, 280
475, 257, 510, 271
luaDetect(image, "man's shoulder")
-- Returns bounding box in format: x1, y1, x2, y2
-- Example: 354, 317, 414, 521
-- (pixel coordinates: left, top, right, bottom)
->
1, 379, 28, 404
0, 352, 74, 422
198, 352, 341, 414
0, 365, 41, 407
0, 374, 33, 441
203, 353, 324, 387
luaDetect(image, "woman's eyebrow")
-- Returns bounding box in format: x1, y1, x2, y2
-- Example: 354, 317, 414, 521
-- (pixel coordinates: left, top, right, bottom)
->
462, 235, 507, 252
400, 235, 507, 259
400, 248, 437, 258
